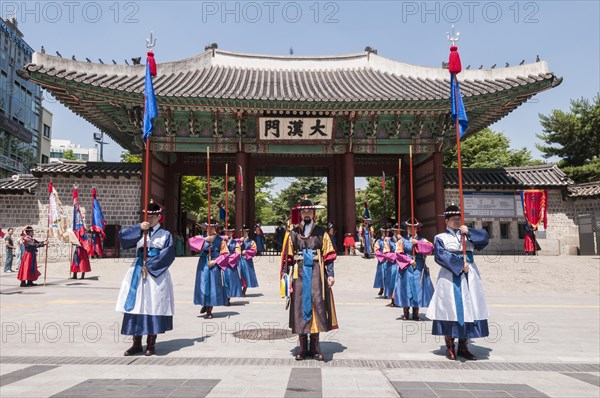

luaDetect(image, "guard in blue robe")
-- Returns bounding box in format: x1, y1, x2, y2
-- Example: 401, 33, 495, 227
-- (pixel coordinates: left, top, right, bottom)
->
394, 218, 435, 320
238, 225, 259, 296
192, 222, 229, 319
116, 202, 175, 356
223, 227, 243, 306
426, 205, 490, 361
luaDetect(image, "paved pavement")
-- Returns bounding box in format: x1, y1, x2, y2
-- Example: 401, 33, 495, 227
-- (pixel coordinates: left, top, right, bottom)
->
1, 254, 599, 397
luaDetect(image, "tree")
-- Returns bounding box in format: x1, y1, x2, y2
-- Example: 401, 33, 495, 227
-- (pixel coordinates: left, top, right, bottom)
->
271, 177, 327, 224
120, 151, 142, 163
62, 149, 77, 160
359, 175, 397, 230
537, 95, 600, 182
443, 128, 540, 168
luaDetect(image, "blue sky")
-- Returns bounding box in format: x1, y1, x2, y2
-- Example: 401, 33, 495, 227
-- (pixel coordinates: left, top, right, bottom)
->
3, 0, 598, 192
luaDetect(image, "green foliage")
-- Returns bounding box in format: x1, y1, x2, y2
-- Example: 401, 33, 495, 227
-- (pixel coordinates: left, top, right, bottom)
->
271, 177, 327, 224
360, 175, 397, 230
62, 149, 77, 160
537, 94, 600, 183
120, 151, 142, 163
443, 128, 540, 168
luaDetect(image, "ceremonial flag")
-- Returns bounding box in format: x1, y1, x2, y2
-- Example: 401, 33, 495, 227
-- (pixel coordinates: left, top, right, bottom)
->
381, 171, 386, 190
48, 182, 69, 241
520, 190, 548, 230
72, 188, 86, 240
91, 188, 106, 238
237, 165, 244, 192
218, 201, 226, 221
450, 73, 469, 139
142, 52, 158, 144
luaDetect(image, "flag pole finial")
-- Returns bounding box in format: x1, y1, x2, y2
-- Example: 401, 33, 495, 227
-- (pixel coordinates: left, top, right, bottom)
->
447, 25, 460, 46
146, 31, 157, 49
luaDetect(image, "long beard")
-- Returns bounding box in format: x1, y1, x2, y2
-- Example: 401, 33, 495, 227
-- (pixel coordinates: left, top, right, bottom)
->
303, 217, 312, 225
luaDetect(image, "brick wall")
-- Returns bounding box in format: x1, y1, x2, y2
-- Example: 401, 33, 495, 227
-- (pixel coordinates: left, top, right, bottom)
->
0, 174, 141, 262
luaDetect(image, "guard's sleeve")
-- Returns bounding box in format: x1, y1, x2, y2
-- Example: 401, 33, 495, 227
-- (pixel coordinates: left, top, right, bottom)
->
119, 224, 142, 250
146, 232, 175, 278
467, 228, 490, 251
434, 236, 465, 277
322, 232, 336, 277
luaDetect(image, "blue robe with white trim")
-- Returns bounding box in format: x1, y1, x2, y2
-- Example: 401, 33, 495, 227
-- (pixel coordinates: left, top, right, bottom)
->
426, 227, 490, 339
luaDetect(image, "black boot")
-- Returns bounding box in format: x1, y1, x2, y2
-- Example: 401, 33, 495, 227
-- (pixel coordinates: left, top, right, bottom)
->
309, 333, 324, 361
80, 273, 85, 279
412, 307, 420, 321
71, 273, 78, 279
295, 334, 308, 361
226, 298, 231, 307
377, 288, 383, 296
445, 337, 456, 360
402, 307, 410, 320
124, 336, 143, 356
457, 339, 477, 360
242, 286, 247, 297
26, 280, 37, 286
206, 306, 214, 319
200, 306, 207, 314
20, 281, 26, 287
145, 334, 157, 356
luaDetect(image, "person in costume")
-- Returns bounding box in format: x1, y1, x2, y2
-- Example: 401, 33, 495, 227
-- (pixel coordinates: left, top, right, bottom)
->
115, 202, 175, 356
223, 225, 243, 306
395, 218, 434, 320
280, 199, 338, 361
192, 222, 229, 319
343, 226, 356, 256
70, 199, 91, 280
359, 217, 374, 259
16, 226, 47, 287
327, 222, 337, 253
274, 221, 285, 253
254, 220, 265, 255
238, 225, 259, 297
373, 227, 391, 297
426, 205, 490, 361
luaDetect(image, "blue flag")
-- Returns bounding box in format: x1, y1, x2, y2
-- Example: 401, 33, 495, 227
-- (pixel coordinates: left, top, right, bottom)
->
450, 73, 469, 139
364, 206, 371, 220
142, 62, 158, 144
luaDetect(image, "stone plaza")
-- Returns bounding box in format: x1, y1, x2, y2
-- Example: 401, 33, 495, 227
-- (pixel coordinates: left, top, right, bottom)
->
1, 254, 598, 397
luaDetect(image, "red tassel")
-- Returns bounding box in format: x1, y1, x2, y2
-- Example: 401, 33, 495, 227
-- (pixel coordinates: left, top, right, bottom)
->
147, 51, 157, 77
48, 181, 53, 193
73, 187, 78, 199
448, 46, 462, 74
91, 187, 96, 198
290, 208, 300, 225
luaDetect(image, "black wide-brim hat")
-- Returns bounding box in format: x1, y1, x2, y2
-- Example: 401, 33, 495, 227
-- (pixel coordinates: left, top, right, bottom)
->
296, 199, 325, 210
402, 218, 423, 228
390, 224, 405, 232
200, 221, 220, 229
139, 202, 166, 215
241, 224, 250, 231
443, 204, 462, 219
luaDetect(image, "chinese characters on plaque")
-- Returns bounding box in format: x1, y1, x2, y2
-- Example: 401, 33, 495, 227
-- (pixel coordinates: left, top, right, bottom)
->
258, 117, 333, 141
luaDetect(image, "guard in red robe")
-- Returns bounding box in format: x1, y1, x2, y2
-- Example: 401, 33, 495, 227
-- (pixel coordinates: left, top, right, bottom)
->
17, 226, 46, 287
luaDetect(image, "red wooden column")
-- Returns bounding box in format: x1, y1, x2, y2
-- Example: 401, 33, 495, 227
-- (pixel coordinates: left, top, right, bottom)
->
432, 150, 446, 233
247, 156, 256, 234
342, 152, 356, 237
235, 152, 248, 235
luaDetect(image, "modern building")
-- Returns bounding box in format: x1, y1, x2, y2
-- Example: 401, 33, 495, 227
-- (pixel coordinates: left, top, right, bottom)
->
39, 107, 52, 163
50, 139, 99, 162
0, 17, 42, 178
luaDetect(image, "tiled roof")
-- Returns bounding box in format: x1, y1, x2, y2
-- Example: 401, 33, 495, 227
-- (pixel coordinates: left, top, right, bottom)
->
25, 50, 561, 103
0, 174, 38, 195
30, 161, 141, 177
444, 164, 573, 188
568, 181, 600, 198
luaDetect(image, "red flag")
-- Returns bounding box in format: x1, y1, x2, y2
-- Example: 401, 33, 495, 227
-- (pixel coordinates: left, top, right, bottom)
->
237, 165, 244, 192
381, 171, 386, 190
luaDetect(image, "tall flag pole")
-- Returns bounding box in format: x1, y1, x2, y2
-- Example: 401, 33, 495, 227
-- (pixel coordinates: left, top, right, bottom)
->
381, 171, 386, 227
238, 165, 244, 234
409, 145, 416, 257
44, 181, 53, 286
141, 32, 158, 279
225, 163, 229, 232
397, 159, 401, 229
448, 26, 469, 261
207, 147, 211, 235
